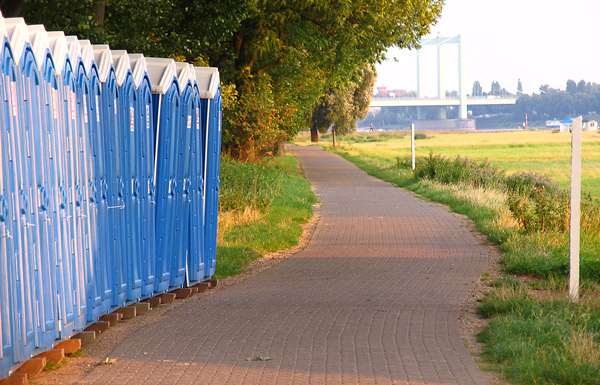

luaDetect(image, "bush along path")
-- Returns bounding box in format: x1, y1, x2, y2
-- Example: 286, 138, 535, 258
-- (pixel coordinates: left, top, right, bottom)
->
75, 145, 489, 384
331, 147, 600, 385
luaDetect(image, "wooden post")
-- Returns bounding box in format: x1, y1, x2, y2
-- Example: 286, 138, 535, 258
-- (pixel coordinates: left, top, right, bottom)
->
411, 123, 415, 170
569, 116, 582, 302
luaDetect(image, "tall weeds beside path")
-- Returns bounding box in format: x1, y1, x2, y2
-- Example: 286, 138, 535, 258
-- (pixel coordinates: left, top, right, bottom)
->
216, 155, 317, 278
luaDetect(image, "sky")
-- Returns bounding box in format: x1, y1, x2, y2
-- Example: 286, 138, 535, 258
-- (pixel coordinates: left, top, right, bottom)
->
375, 0, 600, 96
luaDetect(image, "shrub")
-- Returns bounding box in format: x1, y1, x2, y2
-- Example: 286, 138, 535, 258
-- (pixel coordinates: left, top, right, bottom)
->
413, 152, 504, 189
414, 132, 428, 140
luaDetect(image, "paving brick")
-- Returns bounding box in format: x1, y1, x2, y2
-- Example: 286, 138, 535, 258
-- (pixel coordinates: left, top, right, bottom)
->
14, 357, 45, 376
84, 321, 110, 335
141, 297, 161, 308
156, 293, 176, 304
172, 288, 194, 299
35, 348, 64, 364
78, 146, 489, 385
0, 373, 27, 385
130, 302, 150, 315
113, 306, 136, 319
193, 282, 210, 293
72, 331, 96, 346
55, 338, 82, 354
99, 313, 122, 327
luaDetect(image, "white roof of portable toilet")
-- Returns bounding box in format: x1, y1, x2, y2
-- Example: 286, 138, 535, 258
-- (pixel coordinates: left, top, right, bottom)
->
47, 31, 68, 76
194, 67, 220, 99
78, 40, 93, 74
65, 36, 81, 66
145, 57, 177, 95
4, 18, 28, 64
175, 62, 194, 87
111, 50, 131, 86
128, 53, 148, 89
92, 44, 113, 83
26, 25, 50, 71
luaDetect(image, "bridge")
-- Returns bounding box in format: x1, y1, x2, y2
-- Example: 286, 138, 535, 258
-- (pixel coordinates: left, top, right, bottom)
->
371, 35, 517, 119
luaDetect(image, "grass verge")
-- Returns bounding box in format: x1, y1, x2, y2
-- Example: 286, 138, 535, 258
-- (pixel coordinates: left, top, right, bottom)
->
297, 134, 600, 385
215, 155, 317, 278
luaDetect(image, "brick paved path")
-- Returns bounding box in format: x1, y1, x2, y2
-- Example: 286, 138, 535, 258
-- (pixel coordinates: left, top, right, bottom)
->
79, 146, 488, 385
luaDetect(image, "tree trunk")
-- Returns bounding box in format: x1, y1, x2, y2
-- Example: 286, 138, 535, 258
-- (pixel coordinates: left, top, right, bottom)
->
310, 125, 319, 142
93, 0, 106, 30
2, 0, 27, 17
332, 128, 337, 147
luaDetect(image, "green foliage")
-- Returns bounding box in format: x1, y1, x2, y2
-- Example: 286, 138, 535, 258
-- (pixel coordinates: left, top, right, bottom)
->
4, 0, 444, 158
413, 153, 505, 189
221, 78, 297, 160
413, 132, 428, 140
216, 155, 317, 278
477, 289, 600, 385
219, 155, 283, 212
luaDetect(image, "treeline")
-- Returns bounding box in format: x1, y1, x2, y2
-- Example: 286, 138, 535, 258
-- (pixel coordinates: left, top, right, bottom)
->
472, 80, 600, 121
1, 0, 444, 160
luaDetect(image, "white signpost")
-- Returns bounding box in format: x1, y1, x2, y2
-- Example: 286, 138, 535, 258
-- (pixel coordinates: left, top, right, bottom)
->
411, 123, 416, 170
569, 116, 582, 302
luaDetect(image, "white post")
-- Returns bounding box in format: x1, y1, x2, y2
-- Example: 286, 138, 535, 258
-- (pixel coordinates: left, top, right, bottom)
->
569, 116, 582, 302
411, 123, 415, 170
457, 34, 468, 119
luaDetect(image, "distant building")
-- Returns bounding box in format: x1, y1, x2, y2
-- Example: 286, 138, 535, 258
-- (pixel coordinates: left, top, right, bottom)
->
376, 86, 406, 97
584, 120, 598, 130
559, 118, 573, 132
545, 120, 560, 129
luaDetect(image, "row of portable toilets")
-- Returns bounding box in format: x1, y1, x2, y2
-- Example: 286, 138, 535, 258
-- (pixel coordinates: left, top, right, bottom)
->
0, 13, 222, 379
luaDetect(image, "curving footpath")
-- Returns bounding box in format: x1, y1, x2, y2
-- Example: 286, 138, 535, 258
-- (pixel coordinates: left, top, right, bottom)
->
78, 146, 489, 385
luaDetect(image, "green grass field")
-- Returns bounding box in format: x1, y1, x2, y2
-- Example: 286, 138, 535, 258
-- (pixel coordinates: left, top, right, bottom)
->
296, 130, 600, 197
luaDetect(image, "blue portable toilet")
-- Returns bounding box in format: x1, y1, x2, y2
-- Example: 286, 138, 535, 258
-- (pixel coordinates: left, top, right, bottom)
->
129, 53, 156, 297
188, 69, 205, 283
48, 30, 83, 338
93, 45, 128, 307
4, 17, 39, 365
0, 13, 20, 379
170, 62, 194, 288
145, 57, 180, 293
64, 35, 93, 332
84, 41, 113, 320
112, 50, 143, 301
27, 23, 67, 348
194, 67, 221, 279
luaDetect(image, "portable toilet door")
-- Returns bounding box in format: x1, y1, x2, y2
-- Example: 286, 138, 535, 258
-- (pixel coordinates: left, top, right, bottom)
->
29, 24, 64, 348
4, 18, 37, 363
86, 60, 113, 320
130, 54, 156, 297
170, 62, 194, 288
205, 80, 222, 279
112, 50, 142, 301
68, 38, 93, 332
146, 57, 179, 293
93, 45, 127, 307
195, 67, 221, 279
49, 31, 81, 338
0, 26, 19, 379
188, 78, 205, 283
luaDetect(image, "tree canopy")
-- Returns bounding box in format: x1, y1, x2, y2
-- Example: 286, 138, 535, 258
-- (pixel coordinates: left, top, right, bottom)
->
2, 0, 444, 159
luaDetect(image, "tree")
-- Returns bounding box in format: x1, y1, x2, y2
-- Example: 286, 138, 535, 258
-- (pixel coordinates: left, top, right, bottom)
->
566, 79, 577, 94
577, 79, 587, 94
5, 0, 444, 159
472, 81, 482, 96
490, 81, 502, 96
310, 65, 376, 145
